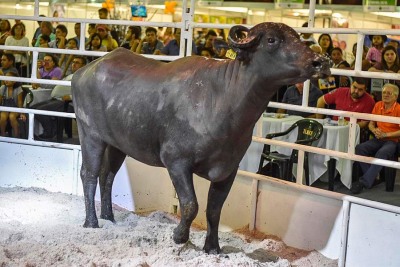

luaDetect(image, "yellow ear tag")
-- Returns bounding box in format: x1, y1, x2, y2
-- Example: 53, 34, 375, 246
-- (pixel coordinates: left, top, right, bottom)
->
225, 49, 237, 59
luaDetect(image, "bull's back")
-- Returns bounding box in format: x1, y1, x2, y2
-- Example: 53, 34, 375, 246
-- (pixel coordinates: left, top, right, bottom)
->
72, 49, 236, 168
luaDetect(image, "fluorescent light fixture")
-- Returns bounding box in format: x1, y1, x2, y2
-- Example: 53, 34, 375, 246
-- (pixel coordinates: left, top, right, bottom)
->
209, 7, 248, 13
146, 5, 165, 9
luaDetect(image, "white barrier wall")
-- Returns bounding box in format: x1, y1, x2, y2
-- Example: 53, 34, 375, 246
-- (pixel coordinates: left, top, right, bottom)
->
4, 134, 400, 265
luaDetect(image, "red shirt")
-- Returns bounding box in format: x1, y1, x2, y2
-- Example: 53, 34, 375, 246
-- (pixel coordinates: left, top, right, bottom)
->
372, 101, 400, 142
323, 87, 375, 120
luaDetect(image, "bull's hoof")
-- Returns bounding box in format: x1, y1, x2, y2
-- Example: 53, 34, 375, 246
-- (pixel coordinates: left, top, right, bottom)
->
203, 244, 221, 254
83, 220, 99, 228
173, 226, 189, 244
100, 214, 115, 222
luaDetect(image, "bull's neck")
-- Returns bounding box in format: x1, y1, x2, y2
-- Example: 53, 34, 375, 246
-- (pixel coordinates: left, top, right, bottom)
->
216, 59, 277, 127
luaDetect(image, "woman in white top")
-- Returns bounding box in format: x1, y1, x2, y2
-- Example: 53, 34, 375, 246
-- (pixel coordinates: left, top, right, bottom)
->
5, 23, 29, 77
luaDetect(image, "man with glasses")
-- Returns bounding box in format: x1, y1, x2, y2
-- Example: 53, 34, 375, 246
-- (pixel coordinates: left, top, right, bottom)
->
32, 54, 62, 89
351, 83, 400, 194
32, 56, 86, 141
316, 77, 375, 128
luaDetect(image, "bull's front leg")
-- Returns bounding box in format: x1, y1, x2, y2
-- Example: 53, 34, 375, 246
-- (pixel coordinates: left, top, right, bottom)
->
203, 169, 237, 254
166, 161, 198, 245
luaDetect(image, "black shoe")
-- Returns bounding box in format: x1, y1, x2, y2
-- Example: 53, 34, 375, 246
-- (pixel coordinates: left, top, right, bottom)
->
35, 134, 55, 141
351, 181, 364, 195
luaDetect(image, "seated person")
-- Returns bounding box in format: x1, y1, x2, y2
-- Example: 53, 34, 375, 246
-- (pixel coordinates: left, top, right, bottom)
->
59, 38, 79, 78
0, 71, 25, 137
32, 54, 62, 89
196, 29, 217, 56
136, 27, 164, 55
212, 38, 229, 59
31, 56, 86, 140
120, 26, 141, 52
316, 77, 375, 129
0, 53, 19, 84
351, 83, 400, 194
277, 82, 323, 117
160, 28, 197, 56
48, 24, 68, 50
199, 47, 214, 58
37, 34, 50, 61
96, 24, 118, 52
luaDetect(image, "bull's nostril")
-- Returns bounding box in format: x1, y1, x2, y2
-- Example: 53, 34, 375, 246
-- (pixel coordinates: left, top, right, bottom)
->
312, 61, 322, 69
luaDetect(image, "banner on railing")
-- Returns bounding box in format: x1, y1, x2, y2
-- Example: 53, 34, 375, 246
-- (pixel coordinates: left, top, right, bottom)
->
363, 0, 397, 12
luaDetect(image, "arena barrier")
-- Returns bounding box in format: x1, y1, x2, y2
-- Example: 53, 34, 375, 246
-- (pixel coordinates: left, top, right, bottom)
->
2, 1, 400, 265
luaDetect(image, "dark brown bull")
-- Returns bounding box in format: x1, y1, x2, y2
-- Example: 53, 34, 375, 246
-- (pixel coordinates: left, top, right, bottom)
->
71, 22, 330, 253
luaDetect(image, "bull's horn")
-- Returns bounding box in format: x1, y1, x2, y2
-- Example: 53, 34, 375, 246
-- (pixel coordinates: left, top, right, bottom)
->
228, 25, 260, 49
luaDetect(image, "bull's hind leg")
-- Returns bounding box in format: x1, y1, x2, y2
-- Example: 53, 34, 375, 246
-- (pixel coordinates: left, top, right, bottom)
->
78, 125, 107, 228
203, 169, 237, 254
99, 145, 126, 222
165, 161, 198, 245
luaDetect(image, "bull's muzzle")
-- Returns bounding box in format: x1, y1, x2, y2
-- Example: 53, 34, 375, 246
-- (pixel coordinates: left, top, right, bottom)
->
312, 55, 331, 78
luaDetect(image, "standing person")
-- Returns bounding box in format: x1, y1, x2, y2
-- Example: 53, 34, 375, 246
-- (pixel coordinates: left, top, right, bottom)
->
98, 7, 109, 20
366, 35, 387, 66
351, 84, 400, 194
5, 23, 29, 77
0, 71, 25, 137
98, 7, 119, 45
318, 33, 334, 58
136, 27, 164, 55
120, 26, 141, 52
316, 77, 375, 129
277, 82, 323, 117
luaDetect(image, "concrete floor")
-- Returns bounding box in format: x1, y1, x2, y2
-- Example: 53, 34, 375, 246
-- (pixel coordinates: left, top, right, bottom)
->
312, 173, 400, 207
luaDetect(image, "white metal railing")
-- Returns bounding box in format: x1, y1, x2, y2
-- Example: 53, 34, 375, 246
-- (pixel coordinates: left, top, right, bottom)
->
2, 1, 400, 264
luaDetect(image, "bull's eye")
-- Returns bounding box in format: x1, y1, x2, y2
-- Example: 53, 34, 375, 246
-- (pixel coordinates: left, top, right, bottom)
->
267, 37, 275, 44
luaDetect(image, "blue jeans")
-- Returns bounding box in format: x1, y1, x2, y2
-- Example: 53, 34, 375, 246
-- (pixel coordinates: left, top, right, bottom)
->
355, 138, 398, 188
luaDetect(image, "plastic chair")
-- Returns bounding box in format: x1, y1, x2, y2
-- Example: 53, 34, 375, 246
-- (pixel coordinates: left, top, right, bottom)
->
257, 119, 324, 185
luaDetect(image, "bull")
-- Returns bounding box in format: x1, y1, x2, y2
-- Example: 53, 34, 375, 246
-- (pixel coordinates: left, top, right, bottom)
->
71, 22, 330, 253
